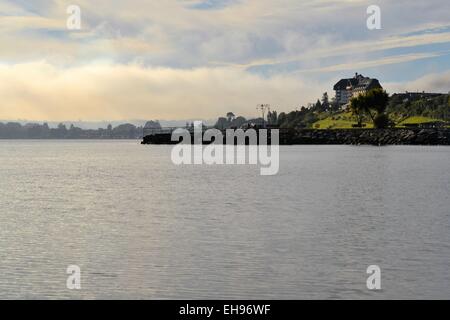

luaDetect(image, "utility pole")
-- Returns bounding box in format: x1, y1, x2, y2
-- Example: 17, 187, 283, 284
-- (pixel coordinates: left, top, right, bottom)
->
256, 104, 270, 128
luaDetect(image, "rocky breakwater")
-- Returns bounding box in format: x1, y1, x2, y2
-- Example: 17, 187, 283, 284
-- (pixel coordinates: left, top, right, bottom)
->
292, 129, 450, 146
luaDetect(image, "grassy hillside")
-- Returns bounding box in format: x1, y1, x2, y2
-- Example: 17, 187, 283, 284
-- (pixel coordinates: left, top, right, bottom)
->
397, 116, 442, 126
312, 112, 372, 129
312, 113, 447, 129
278, 93, 449, 129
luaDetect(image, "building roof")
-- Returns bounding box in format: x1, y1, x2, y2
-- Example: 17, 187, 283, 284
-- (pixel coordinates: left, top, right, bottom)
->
333, 73, 382, 91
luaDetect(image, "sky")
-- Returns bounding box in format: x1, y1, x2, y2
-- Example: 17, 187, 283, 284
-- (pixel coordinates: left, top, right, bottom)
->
0, 0, 450, 122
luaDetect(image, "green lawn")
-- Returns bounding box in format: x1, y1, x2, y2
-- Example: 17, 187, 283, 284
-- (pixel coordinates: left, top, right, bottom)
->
313, 112, 373, 129
396, 116, 442, 126
313, 113, 447, 129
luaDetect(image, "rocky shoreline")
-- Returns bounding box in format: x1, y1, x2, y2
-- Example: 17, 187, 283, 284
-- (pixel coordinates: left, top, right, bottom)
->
141, 128, 450, 146
292, 128, 450, 145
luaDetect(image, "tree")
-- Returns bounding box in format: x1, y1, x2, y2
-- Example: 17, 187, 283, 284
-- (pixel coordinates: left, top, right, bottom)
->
330, 97, 340, 113
350, 89, 390, 128
350, 96, 364, 126
314, 99, 322, 112
366, 88, 389, 114
226, 112, 236, 122
373, 114, 390, 128
215, 117, 228, 130
267, 110, 278, 125
56, 123, 68, 138
277, 112, 286, 127
321, 92, 330, 112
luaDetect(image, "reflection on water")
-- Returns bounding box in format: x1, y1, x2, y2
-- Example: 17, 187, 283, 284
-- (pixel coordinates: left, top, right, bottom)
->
0, 141, 449, 299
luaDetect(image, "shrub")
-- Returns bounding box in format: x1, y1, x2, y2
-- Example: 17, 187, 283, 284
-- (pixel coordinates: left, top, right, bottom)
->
373, 114, 390, 129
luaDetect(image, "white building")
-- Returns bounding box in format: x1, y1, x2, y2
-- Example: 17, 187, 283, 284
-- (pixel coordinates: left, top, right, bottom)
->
333, 73, 382, 106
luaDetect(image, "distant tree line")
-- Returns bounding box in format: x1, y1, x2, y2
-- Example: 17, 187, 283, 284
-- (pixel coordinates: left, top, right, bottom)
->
274, 92, 342, 128
0, 122, 144, 139
214, 112, 268, 129
2, 92, 449, 139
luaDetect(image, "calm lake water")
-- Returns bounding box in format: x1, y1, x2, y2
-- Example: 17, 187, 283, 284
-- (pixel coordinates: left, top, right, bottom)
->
0, 140, 449, 299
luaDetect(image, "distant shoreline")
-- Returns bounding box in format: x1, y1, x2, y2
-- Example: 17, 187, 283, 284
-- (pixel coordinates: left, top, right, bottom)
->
2, 128, 450, 146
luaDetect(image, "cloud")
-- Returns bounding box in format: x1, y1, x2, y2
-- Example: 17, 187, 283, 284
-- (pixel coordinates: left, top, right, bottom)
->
1, 0, 450, 120
385, 71, 450, 94
0, 61, 325, 121
3, 0, 450, 68
183, 0, 241, 10
293, 52, 448, 74
239, 30, 450, 72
